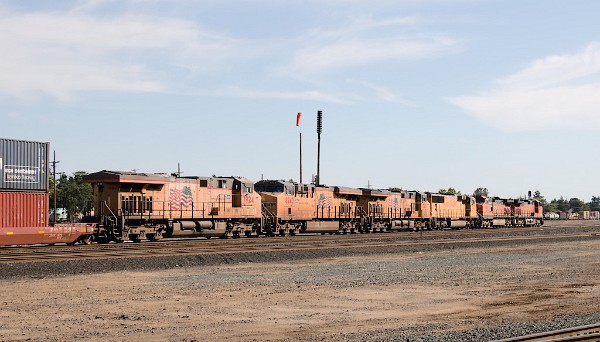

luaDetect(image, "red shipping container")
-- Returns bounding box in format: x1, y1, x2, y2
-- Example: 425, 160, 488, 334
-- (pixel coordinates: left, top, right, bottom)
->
0, 192, 48, 228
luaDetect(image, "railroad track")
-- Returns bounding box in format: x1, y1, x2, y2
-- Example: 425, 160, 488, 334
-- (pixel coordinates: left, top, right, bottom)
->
0, 229, 596, 264
495, 323, 600, 341
0, 223, 567, 256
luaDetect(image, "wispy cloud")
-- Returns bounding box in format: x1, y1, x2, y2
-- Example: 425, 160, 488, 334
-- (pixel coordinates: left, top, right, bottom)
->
0, 5, 239, 100
279, 16, 458, 75
346, 79, 417, 106
211, 87, 353, 104
450, 42, 600, 131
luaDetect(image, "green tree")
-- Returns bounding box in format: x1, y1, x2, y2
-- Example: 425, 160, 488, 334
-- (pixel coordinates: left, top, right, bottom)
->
49, 171, 93, 221
532, 190, 549, 211
568, 198, 588, 213
551, 197, 570, 212
473, 187, 489, 197
439, 187, 461, 195
587, 196, 600, 212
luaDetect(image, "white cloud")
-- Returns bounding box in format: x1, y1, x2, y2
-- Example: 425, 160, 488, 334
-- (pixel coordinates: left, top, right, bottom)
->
450, 43, 600, 131
0, 5, 239, 100
280, 16, 458, 75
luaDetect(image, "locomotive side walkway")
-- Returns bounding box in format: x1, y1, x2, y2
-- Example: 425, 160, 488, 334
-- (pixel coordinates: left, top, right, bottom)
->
0, 221, 598, 341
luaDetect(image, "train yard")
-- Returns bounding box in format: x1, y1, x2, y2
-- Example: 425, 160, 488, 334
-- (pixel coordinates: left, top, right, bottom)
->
1, 137, 598, 341
0, 221, 598, 341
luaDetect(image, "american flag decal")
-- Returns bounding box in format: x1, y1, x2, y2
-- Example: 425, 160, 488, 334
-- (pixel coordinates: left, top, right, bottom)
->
318, 194, 332, 208
170, 186, 193, 210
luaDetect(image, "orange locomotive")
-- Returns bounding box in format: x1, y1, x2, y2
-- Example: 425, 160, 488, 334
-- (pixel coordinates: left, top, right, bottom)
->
83, 171, 262, 242
256, 180, 484, 234
476, 196, 543, 227
426, 193, 479, 229
82, 172, 545, 242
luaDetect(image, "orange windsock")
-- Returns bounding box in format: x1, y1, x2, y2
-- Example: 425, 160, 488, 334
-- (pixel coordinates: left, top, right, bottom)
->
296, 112, 302, 126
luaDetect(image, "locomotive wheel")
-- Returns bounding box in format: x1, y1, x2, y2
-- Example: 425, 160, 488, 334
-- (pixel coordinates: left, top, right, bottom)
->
79, 235, 93, 245
147, 234, 160, 242
129, 235, 141, 243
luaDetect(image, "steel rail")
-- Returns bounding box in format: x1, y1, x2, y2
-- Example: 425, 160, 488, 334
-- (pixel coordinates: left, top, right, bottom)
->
0, 224, 569, 256
494, 323, 600, 341
0, 231, 596, 264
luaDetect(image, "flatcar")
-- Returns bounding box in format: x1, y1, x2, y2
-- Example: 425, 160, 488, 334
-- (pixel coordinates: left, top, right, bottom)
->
0, 138, 94, 247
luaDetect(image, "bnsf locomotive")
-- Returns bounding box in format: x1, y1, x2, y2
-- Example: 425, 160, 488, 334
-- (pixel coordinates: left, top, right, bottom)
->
77, 170, 543, 243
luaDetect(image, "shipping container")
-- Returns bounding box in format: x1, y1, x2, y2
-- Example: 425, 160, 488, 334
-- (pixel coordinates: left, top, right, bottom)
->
0, 191, 48, 228
0, 138, 49, 192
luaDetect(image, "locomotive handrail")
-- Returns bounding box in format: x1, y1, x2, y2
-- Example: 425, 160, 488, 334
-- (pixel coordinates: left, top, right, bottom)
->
102, 201, 118, 230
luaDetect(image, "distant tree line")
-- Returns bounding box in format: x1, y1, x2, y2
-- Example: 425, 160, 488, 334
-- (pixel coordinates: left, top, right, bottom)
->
532, 191, 600, 213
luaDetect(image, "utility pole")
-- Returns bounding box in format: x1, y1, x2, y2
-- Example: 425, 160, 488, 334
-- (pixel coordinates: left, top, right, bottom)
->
316, 110, 323, 186
51, 150, 59, 224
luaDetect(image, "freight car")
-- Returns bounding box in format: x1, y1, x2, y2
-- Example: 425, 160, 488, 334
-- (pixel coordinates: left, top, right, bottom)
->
0, 138, 94, 247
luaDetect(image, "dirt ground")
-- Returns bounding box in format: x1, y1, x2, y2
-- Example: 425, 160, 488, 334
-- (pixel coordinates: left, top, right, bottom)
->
0, 237, 598, 341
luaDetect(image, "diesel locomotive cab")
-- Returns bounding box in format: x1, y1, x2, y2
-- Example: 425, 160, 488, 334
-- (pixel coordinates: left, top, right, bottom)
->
255, 180, 317, 236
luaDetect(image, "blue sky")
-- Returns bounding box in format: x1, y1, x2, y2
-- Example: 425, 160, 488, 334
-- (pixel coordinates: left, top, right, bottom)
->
1, 0, 600, 201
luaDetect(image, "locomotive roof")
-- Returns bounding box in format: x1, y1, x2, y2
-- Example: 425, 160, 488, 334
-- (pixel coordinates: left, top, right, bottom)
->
83, 170, 172, 183
255, 179, 315, 194
84, 171, 254, 185
334, 186, 362, 195
360, 188, 401, 196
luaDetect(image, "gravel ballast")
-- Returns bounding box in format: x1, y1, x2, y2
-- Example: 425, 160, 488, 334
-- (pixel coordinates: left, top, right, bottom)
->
0, 221, 598, 341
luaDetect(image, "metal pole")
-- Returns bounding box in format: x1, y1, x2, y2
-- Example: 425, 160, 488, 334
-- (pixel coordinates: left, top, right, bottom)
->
316, 110, 322, 186
52, 150, 59, 224
299, 131, 303, 184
